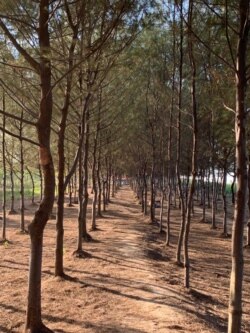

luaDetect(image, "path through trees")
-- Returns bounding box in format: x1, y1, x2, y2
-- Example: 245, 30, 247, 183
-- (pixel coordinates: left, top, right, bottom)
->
1, 186, 250, 332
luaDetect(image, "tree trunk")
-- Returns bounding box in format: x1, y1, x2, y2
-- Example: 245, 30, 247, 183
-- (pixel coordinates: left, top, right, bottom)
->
183, 0, 197, 288
82, 107, 90, 240
150, 172, 155, 223
211, 164, 217, 229
1, 92, 7, 241
38, 163, 43, 202
91, 112, 100, 231
19, 111, 25, 233
102, 180, 107, 212
25, 1, 55, 331
176, 0, 186, 265
231, 161, 236, 204
27, 167, 35, 206
228, 1, 249, 331
55, 21, 79, 276
222, 166, 228, 237
111, 173, 115, 198
9, 162, 16, 213
73, 172, 78, 204
143, 172, 148, 215
75, 126, 84, 255
97, 154, 103, 217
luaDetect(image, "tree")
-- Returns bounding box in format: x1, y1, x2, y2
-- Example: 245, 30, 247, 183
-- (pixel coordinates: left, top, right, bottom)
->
0, 1, 55, 330
228, 0, 250, 331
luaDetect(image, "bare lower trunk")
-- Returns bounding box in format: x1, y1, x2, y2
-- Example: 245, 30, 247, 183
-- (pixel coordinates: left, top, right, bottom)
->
27, 167, 35, 205
112, 174, 115, 197
97, 157, 102, 217
20, 159, 25, 232
166, 189, 171, 245
222, 168, 228, 236
10, 166, 16, 212
76, 137, 83, 253
211, 165, 216, 229
144, 174, 148, 215
159, 191, 164, 233
82, 107, 90, 239
38, 163, 43, 202
102, 180, 107, 212
183, 0, 197, 288
20, 112, 25, 233
25, 229, 43, 330
1, 93, 7, 241
175, 0, 186, 265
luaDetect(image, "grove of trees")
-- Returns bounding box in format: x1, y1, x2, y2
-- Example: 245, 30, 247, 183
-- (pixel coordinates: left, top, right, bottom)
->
0, 1, 249, 333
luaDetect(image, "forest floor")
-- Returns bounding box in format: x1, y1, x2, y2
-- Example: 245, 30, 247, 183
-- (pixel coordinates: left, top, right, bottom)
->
0, 186, 250, 333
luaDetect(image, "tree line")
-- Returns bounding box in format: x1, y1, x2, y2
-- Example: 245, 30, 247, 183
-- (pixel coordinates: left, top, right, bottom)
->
0, 1, 249, 333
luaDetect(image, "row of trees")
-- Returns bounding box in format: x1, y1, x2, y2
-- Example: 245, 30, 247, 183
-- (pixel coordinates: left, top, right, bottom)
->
0, 1, 249, 332
111, 1, 249, 332
0, 1, 153, 332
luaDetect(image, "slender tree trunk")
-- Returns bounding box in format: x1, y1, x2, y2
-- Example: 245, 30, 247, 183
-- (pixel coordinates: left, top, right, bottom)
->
222, 165, 228, 237
150, 171, 155, 223
112, 173, 115, 198
38, 163, 43, 202
206, 168, 211, 208
1, 92, 7, 241
231, 161, 236, 204
75, 126, 84, 256
183, 0, 198, 288
228, 1, 249, 331
9, 162, 16, 213
91, 113, 100, 231
26, 167, 35, 206
144, 172, 148, 215
102, 180, 107, 212
176, 0, 186, 265
97, 154, 103, 217
25, 1, 55, 331
82, 107, 90, 240
55, 128, 65, 276
166, 11, 176, 243
211, 164, 217, 229
73, 172, 78, 204
20, 111, 25, 233
55, 21, 79, 276
200, 170, 206, 222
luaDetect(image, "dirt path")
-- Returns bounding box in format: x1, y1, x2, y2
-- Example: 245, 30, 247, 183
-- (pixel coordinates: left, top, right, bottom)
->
1, 186, 249, 332
47, 186, 220, 333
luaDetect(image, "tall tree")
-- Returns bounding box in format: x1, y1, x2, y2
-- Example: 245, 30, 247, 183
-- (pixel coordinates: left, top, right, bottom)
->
228, 0, 250, 331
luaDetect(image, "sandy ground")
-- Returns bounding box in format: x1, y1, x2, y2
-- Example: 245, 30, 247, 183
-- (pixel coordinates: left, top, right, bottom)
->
0, 186, 250, 333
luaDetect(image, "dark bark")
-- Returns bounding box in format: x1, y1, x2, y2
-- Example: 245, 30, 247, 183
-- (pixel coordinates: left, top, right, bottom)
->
183, 0, 198, 288
222, 167, 228, 236
228, 1, 249, 331
91, 103, 101, 231
97, 153, 103, 217
76, 126, 84, 254
38, 163, 43, 202
19, 110, 25, 233
1, 92, 7, 241
211, 164, 217, 229
25, 1, 55, 331
81, 106, 90, 239
176, 0, 186, 265
143, 172, 148, 215
55, 25, 78, 275
9, 161, 16, 213
26, 167, 36, 206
